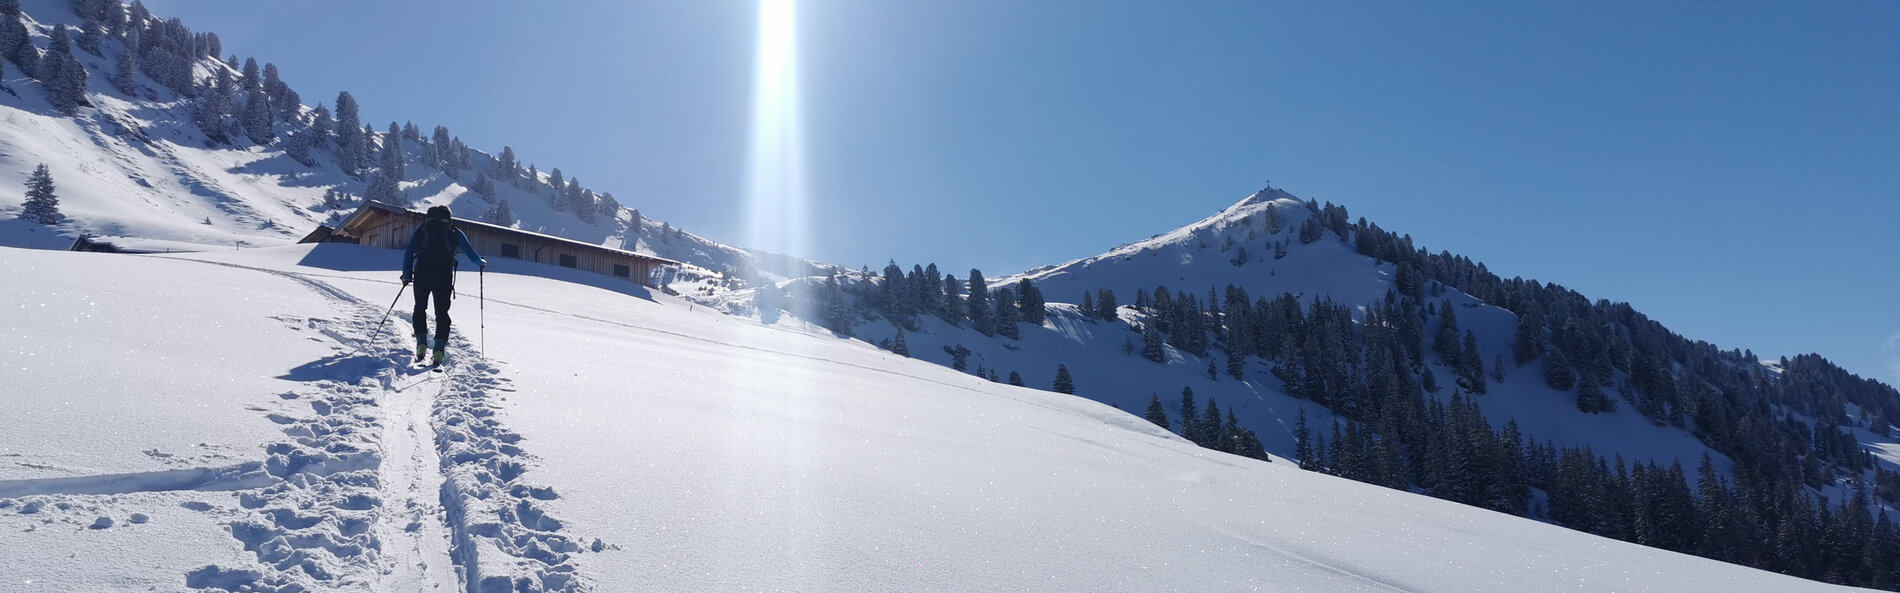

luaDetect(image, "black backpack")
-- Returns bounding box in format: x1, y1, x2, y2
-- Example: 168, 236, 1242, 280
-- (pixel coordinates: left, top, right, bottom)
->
417, 219, 458, 266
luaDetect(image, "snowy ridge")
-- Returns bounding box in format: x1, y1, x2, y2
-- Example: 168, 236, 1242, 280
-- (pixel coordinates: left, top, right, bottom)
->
0, 0, 818, 286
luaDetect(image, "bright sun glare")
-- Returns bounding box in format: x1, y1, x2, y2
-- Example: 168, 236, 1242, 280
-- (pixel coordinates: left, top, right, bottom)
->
745, 0, 807, 267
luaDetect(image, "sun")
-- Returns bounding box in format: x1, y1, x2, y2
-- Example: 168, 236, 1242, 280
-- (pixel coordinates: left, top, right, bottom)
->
745, 0, 808, 267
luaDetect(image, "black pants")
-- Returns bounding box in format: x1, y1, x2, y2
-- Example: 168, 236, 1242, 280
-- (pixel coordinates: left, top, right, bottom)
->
412, 265, 454, 349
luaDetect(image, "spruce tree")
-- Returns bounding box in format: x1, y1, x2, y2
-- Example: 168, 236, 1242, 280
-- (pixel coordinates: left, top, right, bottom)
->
1141, 322, 1165, 363
1544, 347, 1575, 391
1008, 371, 1022, 386
310, 103, 333, 148
1144, 393, 1170, 430
41, 25, 87, 114
992, 287, 1020, 339
334, 92, 362, 174
113, 25, 141, 95
1295, 409, 1316, 470
240, 57, 259, 91
823, 275, 851, 336
284, 130, 313, 166
498, 146, 517, 180
241, 93, 274, 144
19, 163, 60, 224
1052, 364, 1074, 394
1016, 279, 1045, 324
892, 328, 909, 357
382, 122, 404, 178
1200, 399, 1224, 449
1462, 330, 1486, 394
365, 171, 401, 205
1434, 300, 1462, 366
1179, 387, 1199, 443
483, 199, 515, 226
966, 270, 992, 336
0, 9, 35, 79
939, 274, 964, 325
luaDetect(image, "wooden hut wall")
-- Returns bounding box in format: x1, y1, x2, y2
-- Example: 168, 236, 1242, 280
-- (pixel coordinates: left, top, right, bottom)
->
339, 208, 666, 285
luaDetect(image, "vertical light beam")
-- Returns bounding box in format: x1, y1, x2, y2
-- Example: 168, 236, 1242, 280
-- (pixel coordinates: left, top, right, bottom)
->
745, 0, 808, 265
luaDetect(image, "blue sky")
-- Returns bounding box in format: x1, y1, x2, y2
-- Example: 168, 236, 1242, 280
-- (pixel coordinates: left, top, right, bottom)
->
146, 1, 1900, 382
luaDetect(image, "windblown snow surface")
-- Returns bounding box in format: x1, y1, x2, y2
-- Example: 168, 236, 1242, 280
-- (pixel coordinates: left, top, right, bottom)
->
0, 243, 1873, 592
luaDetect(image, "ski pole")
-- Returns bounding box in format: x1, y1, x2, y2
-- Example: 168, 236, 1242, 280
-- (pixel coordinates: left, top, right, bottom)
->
479, 267, 486, 357
367, 282, 408, 349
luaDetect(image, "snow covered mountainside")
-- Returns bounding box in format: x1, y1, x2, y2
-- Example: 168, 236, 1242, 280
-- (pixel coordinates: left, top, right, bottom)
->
0, 244, 1872, 592
4, 0, 1899, 589
0, 0, 818, 283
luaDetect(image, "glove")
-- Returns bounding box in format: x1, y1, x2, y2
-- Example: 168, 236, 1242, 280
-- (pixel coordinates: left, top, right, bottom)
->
479, 259, 488, 269
400, 274, 411, 285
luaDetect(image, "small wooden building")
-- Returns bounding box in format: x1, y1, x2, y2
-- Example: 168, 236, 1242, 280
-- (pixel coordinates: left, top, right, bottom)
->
306, 201, 680, 287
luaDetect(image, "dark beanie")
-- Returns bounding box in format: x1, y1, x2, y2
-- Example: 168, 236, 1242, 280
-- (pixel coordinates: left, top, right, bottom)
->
426, 205, 452, 220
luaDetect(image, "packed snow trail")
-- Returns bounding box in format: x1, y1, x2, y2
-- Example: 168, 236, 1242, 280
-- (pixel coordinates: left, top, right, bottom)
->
167, 257, 592, 593
0, 250, 589, 592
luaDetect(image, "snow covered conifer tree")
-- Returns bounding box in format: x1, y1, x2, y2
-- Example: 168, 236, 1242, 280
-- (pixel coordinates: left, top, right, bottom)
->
1052, 364, 1074, 395
993, 287, 1019, 340
597, 192, 620, 219
892, 329, 909, 357
241, 93, 274, 144
20, 164, 60, 224
524, 165, 540, 194
938, 274, 964, 326
41, 25, 88, 114
966, 270, 992, 336
1016, 279, 1045, 325
77, 22, 102, 56
240, 57, 258, 91
112, 26, 138, 94
309, 103, 333, 148
365, 171, 400, 205
0, 7, 35, 78
1144, 394, 1170, 430
497, 146, 517, 180
334, 92, 362, 174
1141, 322, 1165, 363
823, 275, 851, 336
571, 180, 597, 223
1179, 387, 1199, 442
380, 123, 403, 179
430, 125, 451, 167
484, 199, 515, 226
195, 72, 234, 142
362, 124, 377, 168
285, 130, 314, 165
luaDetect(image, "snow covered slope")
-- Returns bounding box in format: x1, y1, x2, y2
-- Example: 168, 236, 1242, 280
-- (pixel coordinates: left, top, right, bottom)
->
0, 0, 814, 281
0, 243, 1871, 592
814, 191, 1733, 477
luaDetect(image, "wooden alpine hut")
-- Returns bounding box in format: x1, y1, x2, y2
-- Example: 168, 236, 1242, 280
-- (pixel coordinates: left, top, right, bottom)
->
303, 201, 680, 287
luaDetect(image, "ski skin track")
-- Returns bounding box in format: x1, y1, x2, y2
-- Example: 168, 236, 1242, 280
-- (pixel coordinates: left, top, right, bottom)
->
143, 255, 587, 592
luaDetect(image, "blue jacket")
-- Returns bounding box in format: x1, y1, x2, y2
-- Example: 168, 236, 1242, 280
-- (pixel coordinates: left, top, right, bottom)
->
401, 220, 484, 280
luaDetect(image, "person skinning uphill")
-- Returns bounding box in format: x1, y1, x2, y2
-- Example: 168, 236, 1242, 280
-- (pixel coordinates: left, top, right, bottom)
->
401, 205, 485, 365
